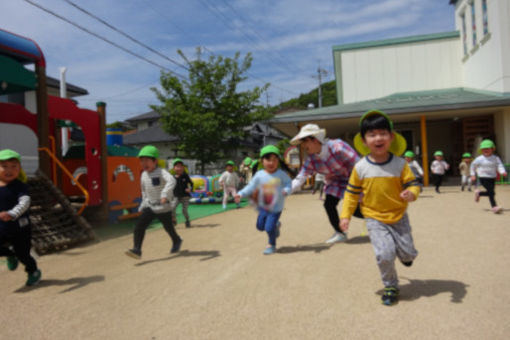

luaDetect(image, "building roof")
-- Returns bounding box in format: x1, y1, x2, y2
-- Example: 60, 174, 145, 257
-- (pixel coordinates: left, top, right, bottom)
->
123, 123, 178, 145
270, 87, 510, 137
46, 76, 88, 97
125, 110, 160, 122
332, 31, 459, 52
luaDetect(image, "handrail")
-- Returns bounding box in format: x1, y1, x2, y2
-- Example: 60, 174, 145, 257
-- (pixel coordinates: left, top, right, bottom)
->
38, 147, 89, 215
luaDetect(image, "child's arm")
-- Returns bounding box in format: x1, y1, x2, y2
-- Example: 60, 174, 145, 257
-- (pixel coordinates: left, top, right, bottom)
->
400, 163, 420, 202
496, 156, 507, 176
470, 158, 478, 181
235, 173, 259, 203
339, 169, 362, 232
7, 190, 31, 221
139, 174, 149, 211
161, 169, 176, 204
281, 171, 292, 196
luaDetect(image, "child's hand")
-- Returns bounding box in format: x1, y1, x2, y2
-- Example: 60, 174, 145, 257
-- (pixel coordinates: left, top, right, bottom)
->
160, 197, 168, 204
234, 195, 241, 204
471, 176, 476, 182
340, 218, 350, 232
400, 189, 416, 202
0, 211, 12, 221
185, 188, 191, 193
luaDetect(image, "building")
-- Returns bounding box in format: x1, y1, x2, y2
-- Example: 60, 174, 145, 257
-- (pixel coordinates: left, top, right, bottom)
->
270, 0, 510, 182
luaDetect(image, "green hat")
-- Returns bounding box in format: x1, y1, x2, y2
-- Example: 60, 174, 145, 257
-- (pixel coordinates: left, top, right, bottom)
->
226, 160, 235, 166
434, 150, 443, 156
138, 145, 159, 158
243, 157, 252, 165
479, 139, 495, 150
173, 158, 184, 166
260, 145, 280, 158
404, 150, 415, 158
250, 160, 258, 169
462, 152, 472, 158
0, 149, 21, 161
353, 110, 407, 156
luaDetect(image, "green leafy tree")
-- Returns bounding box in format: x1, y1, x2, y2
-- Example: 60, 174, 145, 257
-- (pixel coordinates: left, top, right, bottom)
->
151, 48, 271, 173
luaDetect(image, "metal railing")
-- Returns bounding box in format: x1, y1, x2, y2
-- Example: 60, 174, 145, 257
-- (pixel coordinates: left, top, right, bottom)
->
38, 147, 89, 215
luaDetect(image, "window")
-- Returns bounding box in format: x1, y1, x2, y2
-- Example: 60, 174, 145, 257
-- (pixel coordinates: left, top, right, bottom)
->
470, 1, 477, 46
461, 13, 468, 56
482, 0, 489, 35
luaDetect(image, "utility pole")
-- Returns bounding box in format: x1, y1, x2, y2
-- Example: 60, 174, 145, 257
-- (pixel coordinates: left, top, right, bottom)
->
314, 62, 328, 108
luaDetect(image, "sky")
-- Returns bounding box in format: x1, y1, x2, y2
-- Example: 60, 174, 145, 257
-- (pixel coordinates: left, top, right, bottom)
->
1, 0, 456, 123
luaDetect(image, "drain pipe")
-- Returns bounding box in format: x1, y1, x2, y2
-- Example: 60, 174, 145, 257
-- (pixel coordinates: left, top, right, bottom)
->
60, 67, 69, 156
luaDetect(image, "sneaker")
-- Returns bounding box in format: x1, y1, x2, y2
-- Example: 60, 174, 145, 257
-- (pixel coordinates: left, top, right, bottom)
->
26, 269, 41, 286
7, 256, 18, 271
491, 206, 503, 214
474, 189, 480, 202
222, 204, 227, 210
171, 239, 182, 253
275, 221, 281, 238
325, 232, 347, 244
381, 286, 399, 306
185, 220, 191, 228
125, 248, 141, 259
263, 245, 276, 255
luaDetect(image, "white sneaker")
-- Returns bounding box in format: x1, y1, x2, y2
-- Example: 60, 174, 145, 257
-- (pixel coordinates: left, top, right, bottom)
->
222, 204, 227, 209
325, 232, 347, 244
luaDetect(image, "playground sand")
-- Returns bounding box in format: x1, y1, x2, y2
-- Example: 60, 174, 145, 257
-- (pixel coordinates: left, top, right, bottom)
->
1, 186, 510, 339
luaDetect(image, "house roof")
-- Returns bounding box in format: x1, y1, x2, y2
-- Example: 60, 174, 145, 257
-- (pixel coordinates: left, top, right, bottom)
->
332, 31, 459, 52
270, 87, 510, 137
125, 110, 160, 122
123, 124, 178, 145
46, 76, 88, 97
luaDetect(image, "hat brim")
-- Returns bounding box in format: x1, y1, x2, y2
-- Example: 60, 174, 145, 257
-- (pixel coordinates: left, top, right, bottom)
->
290, 129, 326, 145
353, 132, 407, 157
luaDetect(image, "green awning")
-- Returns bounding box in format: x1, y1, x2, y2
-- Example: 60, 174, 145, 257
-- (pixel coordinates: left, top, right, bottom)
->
0, 55, 37, 94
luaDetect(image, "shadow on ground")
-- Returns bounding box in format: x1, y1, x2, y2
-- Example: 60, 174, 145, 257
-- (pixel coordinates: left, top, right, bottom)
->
376, 277, 469, 303
277, 243, 332, 254
135, 249, 221, 266
15, 275, 105, 294
186, 223, 220, 228
346, 235, 370, 244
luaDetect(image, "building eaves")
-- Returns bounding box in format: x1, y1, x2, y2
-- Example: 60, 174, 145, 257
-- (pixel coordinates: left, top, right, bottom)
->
270, 88, 510, 123
46, 76, 88, 96
332, 31, 460, 52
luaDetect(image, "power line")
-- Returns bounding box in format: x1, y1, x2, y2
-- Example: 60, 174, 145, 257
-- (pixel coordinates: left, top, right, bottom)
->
22, 0, 186, 79
62, 0, 189, 71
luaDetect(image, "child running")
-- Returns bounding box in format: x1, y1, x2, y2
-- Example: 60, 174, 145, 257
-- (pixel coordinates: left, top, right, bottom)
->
171, 158, 193, 228
0, 149, 41, 286
471, 139, 507, 214
404, 151, 423, 190
125, 145, 182, 259
430, 151, 449, 193
459, 153, 473, 192
235, 145, 292, 255
219, 160, 240, 209
340, 110, 420, 306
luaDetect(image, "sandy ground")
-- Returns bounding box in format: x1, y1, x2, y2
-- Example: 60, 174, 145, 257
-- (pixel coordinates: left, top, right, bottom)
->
1, 185, 510, 340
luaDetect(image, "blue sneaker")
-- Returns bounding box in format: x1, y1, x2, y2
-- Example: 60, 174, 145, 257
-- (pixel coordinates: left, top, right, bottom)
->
381, 287, 399, 306
263, 246, 276, 255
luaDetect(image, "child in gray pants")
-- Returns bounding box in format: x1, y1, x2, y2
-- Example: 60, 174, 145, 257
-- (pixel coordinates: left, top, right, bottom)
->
340, 110, 420, 306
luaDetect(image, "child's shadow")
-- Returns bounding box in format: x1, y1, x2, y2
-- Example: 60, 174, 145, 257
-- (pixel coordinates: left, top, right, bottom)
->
15, 275, 105, 294
187, 223, 220, 228
346, 235, 370, 245
277, 243, 332, 254
376, 277, 469, 303
135, 249, 220, 266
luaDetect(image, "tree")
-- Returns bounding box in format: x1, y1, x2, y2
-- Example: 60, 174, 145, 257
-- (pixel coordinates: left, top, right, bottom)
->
151, 48, 271, 173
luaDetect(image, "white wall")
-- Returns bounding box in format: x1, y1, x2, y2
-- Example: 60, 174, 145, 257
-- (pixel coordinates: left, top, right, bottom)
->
455, 0, 510, 92
494, 108, 510, 163
339, 38, 462, 104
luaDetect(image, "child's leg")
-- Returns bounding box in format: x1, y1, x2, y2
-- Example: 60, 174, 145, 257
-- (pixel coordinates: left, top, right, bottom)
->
222, 186, 229, 207
479, 178, 497, 207
391, 214, 418, 265
324, 195, 342, 233
181, 197, 191, 222
11, 228, 38, 274
157, 211, 181, 245
366, 218, 399, 288
264, 212, 282, 247
256, 210, 268, 232
133, 208, 155, 251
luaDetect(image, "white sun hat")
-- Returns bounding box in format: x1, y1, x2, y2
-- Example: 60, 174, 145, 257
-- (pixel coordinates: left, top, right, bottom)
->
290, 124, 326, 145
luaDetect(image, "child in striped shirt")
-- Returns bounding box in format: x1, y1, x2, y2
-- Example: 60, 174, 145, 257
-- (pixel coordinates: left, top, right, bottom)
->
125, 145, 182, 259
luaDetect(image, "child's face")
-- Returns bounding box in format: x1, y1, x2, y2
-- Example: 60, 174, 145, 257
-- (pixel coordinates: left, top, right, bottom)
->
405, 157, 412, 162
363, 129, 393, 157
434, 155, 443, 160
226, 165, 233, 172
140, 157, 157, 172
481, 148, 493, 157
262, 154, 279, 173
0, 159, 21, 184
174, 163, 184, 174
